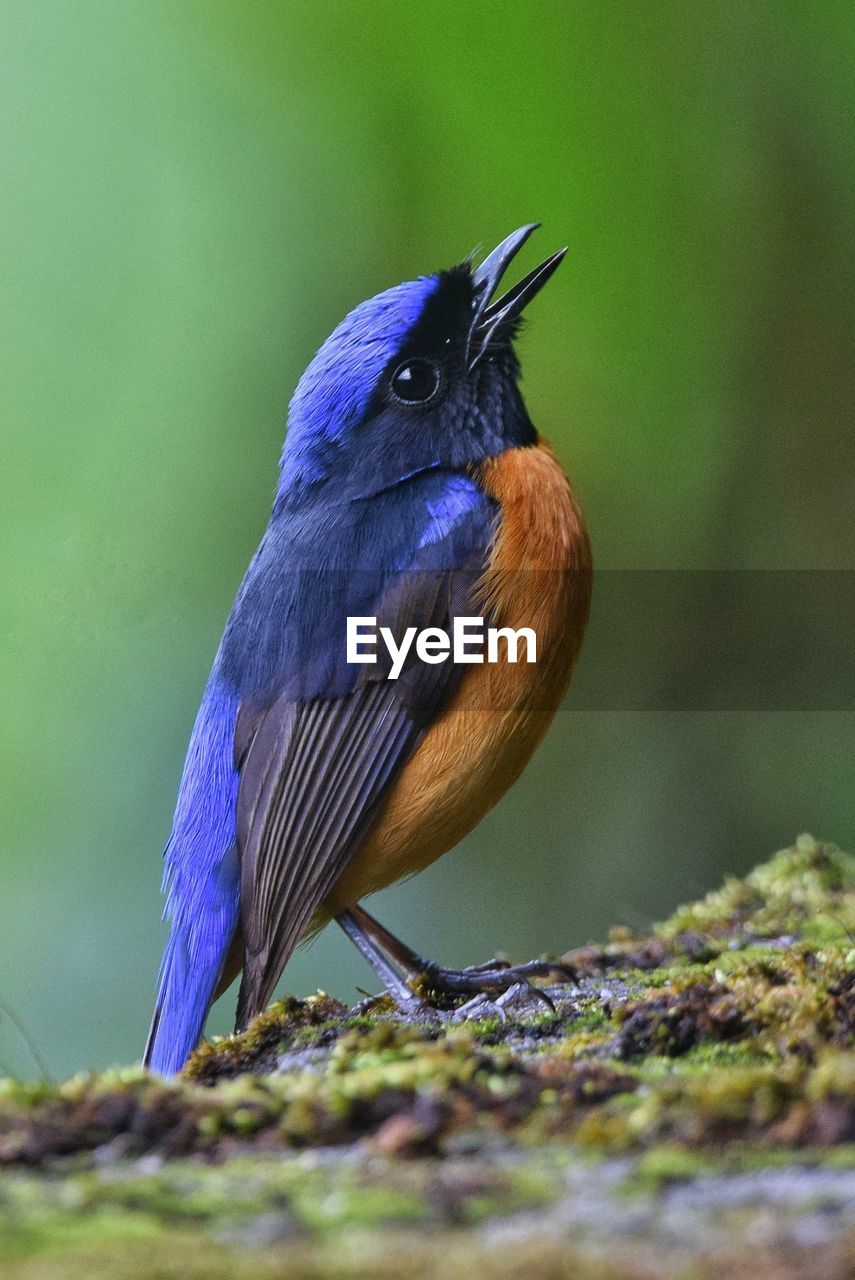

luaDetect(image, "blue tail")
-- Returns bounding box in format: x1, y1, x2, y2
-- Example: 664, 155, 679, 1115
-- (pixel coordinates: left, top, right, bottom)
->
144, 677, 240, 1075
143, 855, 239, 1074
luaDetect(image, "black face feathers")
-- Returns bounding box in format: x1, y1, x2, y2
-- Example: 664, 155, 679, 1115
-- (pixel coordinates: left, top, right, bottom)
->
383, 225, 566, 384
390, 264, 475, 365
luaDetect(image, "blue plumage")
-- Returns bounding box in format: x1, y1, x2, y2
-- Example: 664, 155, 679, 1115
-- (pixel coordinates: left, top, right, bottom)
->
145, 229, 564, 1073
145, 681, 240, 1075
280, 275, 440, 496
219, 469, 494, 702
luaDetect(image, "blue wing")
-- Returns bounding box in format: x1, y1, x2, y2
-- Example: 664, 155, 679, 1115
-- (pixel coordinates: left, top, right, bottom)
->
145, 469, 495, 1073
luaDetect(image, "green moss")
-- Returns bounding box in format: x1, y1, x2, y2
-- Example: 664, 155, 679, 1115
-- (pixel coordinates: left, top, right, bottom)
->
572, 1049, 855, 1155
0, 832, 852, 1275
658, 834, 855, 944
630, 1144, 711, 1187
184, 993, 351, 1082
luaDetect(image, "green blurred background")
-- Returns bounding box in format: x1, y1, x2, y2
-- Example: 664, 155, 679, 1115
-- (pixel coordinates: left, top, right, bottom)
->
2, 0, 853, 1078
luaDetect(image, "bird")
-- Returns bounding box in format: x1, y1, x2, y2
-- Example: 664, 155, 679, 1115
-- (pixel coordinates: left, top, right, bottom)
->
143, 224, 592, 1075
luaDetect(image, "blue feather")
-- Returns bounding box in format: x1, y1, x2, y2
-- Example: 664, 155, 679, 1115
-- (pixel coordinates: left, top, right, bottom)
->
144, 679, 240, 1074
219, 469, 495, 703
146, 471, 493, 1073
279, 275, 440, 497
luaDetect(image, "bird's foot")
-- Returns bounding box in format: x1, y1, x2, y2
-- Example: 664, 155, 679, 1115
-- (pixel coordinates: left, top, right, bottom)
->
448, 981, 553, 1024
409, 956, 575, 1019
414, 956, 574, 998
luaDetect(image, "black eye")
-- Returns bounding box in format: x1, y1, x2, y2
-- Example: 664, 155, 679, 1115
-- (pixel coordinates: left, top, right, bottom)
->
390, 358, 441, 405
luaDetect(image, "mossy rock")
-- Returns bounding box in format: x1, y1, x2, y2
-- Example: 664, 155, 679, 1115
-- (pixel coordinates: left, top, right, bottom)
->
1, 835, 853, 1279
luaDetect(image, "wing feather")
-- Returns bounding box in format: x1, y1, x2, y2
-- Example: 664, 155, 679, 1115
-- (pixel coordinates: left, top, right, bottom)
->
231, 473, 496, 1029
235, 684, 418, 1027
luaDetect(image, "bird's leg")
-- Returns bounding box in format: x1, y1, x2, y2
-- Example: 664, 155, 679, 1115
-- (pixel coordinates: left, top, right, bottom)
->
345, 903, 575, 1011
336, 909, 434, 1016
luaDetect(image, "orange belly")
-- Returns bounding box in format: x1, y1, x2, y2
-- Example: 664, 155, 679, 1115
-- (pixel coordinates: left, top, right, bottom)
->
320, 438, 592, 918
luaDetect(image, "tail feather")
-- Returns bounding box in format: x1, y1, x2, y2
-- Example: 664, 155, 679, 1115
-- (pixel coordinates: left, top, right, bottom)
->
144, 845, 241, 1074
144, 938, 207, 1074
144, 677, 241, 1075
144, 927, 222, 1074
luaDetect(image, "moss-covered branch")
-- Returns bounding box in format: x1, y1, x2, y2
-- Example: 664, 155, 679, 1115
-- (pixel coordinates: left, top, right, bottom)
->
1, 835, 853, 1279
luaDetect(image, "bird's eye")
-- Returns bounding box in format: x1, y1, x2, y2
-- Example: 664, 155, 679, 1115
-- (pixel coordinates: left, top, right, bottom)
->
389, 359, 441, 405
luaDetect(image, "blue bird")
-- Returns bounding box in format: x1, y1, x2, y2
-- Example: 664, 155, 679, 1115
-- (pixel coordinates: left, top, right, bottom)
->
144, 225, 592, 1075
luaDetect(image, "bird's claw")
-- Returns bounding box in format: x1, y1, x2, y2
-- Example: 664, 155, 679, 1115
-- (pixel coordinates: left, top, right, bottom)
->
449, 992, 509, 1024
356, 955, 571, 1025
448, 980, 555, 1024
393, 992, 443, 1023
415, 956, 573, 1001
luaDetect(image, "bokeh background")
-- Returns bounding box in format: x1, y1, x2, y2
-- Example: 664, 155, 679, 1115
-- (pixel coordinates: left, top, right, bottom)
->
2, 0, 853, 1078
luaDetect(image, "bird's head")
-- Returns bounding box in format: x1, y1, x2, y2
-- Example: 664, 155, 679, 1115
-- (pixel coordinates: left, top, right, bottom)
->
277, 225, 565, 506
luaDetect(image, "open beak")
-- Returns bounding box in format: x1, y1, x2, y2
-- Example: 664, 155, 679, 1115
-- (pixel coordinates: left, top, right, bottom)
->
467, 223, 566, 371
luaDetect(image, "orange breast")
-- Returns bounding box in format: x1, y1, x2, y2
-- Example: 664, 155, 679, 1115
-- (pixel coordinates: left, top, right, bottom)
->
321, 438, 592, 918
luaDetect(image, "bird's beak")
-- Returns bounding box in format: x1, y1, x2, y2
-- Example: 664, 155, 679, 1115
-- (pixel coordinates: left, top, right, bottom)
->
467, 223, 566, 371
